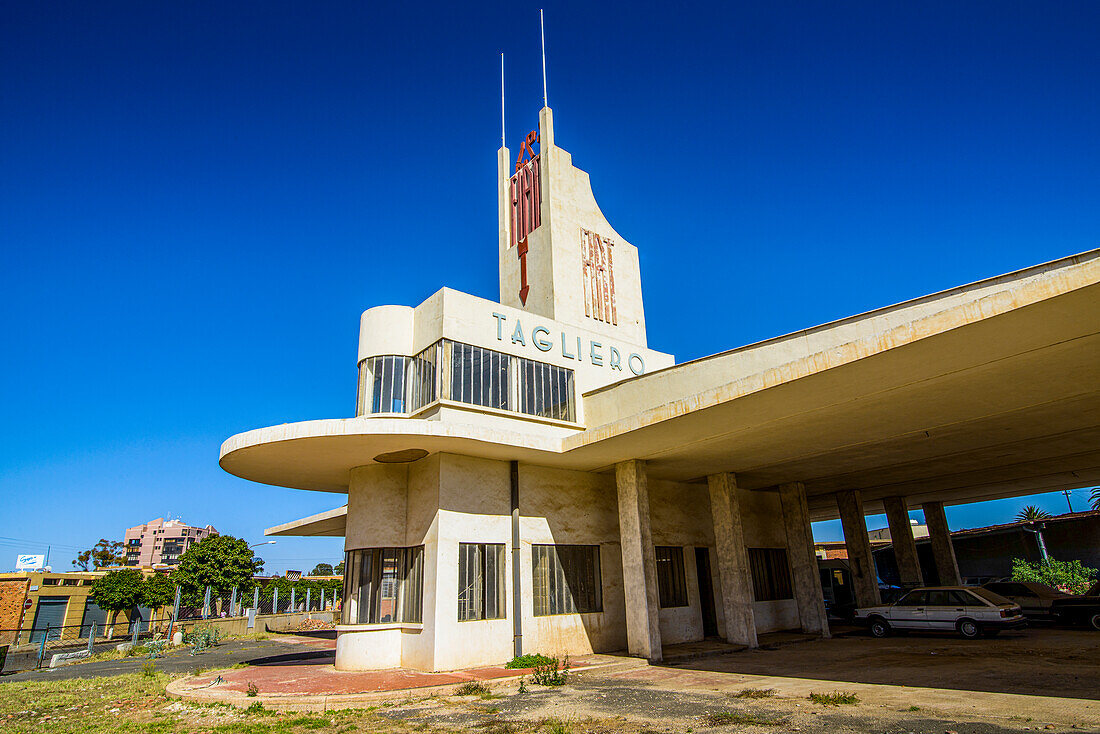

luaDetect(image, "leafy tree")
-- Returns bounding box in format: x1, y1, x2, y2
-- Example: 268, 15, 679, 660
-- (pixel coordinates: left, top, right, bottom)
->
334, 561, 344, 576
89, 569, 144, 635
73, 539, 127, 570
1091, 487, 1100, 511
169, 535, 262, 604
1011, 557, 1098, 595
310, 563, 334, 576
1016, 506, 1052, 522
141, 573, 176, 611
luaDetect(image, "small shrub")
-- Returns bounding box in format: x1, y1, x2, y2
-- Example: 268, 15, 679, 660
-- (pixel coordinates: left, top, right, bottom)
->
733, 687, 776, 699
518, 677, 527, 694
184, 625, 222, 653
247, 681, 259, 697
531, 656, 569, 686
245, 701, 265, 714
809, 691, 860, 706
906, 705, 921, 712
505, 653, 557, 669
141, 661, 156, 678
705, 712, 780, 726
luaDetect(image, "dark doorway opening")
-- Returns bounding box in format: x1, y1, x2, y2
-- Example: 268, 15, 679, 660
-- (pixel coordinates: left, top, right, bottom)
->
695, 547, 718, 637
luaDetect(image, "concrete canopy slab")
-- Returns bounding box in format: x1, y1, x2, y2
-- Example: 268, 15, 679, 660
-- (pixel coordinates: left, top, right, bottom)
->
221, 250, 1100, 520
266, 505, 348, 537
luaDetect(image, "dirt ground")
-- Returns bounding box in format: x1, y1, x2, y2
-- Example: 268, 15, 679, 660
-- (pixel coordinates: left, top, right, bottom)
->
671, 626, 1100, 699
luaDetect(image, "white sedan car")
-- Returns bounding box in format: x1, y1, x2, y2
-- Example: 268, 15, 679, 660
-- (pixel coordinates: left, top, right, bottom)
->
855, 586, 1026, 639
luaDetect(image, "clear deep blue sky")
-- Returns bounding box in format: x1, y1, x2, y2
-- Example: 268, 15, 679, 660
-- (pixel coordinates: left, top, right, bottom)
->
2, 2, 1098, 573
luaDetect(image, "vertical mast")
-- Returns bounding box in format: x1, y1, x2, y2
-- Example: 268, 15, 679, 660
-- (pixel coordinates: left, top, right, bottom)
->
500, 52, 506, 148
540, 9, 548, 107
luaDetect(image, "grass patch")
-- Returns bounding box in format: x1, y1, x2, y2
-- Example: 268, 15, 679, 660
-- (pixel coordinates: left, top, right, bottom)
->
732, 687, 776, 699
504, 653, 557, 669
542, 718, 572, 734
809, 691, 860, 706
704, 712, 781, 726
906, 705, 921, 712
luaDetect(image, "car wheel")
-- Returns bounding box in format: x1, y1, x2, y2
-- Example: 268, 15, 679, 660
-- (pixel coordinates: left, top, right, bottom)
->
957, 619, 981, 639
869, 618, 890, 638
1089, 613, 1100, 631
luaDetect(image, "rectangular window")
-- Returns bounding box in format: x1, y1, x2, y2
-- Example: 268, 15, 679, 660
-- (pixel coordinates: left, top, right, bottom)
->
449, 340, 510, 411
655, 546, 688, 607
342, 546, 424, 625
747, 548, 793, 602
458, 543, 506, 621
368, 356, 409, 414
516, 356, 576, 422
532, 545, 602, 616
407, 342, 439, 413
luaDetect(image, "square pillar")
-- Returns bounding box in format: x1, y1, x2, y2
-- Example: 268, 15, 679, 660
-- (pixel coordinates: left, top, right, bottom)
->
836, 489, 881, 608
882, 496, 924, 587
922, 501, 961, 586
615, 459, 662, 661
779, 482, 830, 637
706, 473, 758, 648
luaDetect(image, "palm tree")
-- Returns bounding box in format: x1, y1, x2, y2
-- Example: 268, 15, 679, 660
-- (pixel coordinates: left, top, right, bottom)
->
1091, 487, 1100, 511
1016, 506, 1052, 523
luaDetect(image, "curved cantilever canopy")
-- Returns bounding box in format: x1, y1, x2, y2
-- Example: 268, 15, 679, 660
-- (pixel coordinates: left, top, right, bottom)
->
224, 250, 1100, 522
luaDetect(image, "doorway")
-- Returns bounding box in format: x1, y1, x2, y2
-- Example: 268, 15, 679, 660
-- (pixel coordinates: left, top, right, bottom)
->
695, 547, 719, 637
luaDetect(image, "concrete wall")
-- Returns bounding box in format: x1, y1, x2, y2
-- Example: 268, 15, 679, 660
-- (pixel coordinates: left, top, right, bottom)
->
337, 450, 800, 671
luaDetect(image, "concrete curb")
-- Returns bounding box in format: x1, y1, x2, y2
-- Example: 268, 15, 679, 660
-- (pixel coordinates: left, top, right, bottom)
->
165, 658, 639, 712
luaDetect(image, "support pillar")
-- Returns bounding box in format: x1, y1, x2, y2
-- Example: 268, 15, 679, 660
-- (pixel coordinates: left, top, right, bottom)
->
615, 460, 662, 661
922, 501, 961, 586
836, 489, 881, 608
706, 473, 757, 648
779, 482, 830, 637
882, 496, 924, 587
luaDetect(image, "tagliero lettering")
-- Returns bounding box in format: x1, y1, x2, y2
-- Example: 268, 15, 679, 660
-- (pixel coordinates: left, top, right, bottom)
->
492, 313, 645, 375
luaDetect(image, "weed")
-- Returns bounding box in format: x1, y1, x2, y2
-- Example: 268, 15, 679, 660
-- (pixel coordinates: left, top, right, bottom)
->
505, 653, 557, 669
906, 705, 921, 712
285, 716, 331, 729
531, 656, 569, 686
809, 691, 860, 706
733, 687, 776, 699
704, 712, 781, 726
141, 661, 156, 678
245, 701, 265, 714
518, 677, 528, 694
246, 681, 259, 697
480, 705, 501, 714
455, 682, 492, 697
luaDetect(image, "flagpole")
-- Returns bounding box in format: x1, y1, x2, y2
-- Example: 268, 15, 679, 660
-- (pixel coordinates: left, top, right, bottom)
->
500, 52, 506, 148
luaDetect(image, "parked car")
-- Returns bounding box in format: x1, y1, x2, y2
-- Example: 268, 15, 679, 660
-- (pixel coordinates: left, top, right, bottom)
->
981, 581, 1071, 619
854, 586, 1026, 639
1049, 581, 1100, 630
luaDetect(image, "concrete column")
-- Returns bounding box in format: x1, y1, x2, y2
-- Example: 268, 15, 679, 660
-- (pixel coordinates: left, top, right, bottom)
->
882, 496, 924, 587
779, 482, 830, 637
706, 473, 758, 648
922, 501, 961, 586
615, 460, 662, 661
836, 489, 881, 608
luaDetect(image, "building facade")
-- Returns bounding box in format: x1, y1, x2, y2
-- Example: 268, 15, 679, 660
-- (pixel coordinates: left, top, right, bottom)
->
123, 518, 218, 568
221, 103, 1100, 672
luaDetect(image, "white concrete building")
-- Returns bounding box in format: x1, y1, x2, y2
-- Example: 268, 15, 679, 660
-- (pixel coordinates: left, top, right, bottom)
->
221, 105, 1100, 671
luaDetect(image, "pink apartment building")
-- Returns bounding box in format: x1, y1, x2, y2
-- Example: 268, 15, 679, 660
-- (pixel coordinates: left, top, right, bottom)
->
123, 518, 218, 567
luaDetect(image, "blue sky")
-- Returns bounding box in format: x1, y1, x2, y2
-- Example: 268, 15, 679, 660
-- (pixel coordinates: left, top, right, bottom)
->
2, 2, 1098, 572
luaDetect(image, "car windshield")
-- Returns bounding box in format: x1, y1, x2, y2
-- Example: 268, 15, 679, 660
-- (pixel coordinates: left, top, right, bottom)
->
969, 587, 1010, 605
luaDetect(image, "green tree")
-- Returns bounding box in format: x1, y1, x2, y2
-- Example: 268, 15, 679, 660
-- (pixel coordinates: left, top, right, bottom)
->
309, 563, 334, 576
141, 573, 176, 612
1016, 506, 1052, 522
73, 539, 127, 570
89, 569, 144, 636
1011, 557, 1098, 594
333, 561, 344, 575
169, 535, 262, 604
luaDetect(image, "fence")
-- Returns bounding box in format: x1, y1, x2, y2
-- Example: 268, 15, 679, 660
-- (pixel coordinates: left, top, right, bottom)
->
0, 582, 342, 674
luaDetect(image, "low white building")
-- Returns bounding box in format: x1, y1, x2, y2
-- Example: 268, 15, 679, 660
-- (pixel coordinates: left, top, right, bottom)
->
221, 104, 1100, 671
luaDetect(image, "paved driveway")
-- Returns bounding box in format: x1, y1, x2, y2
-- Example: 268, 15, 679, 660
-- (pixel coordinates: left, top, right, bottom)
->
667, 626, 1100, 699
